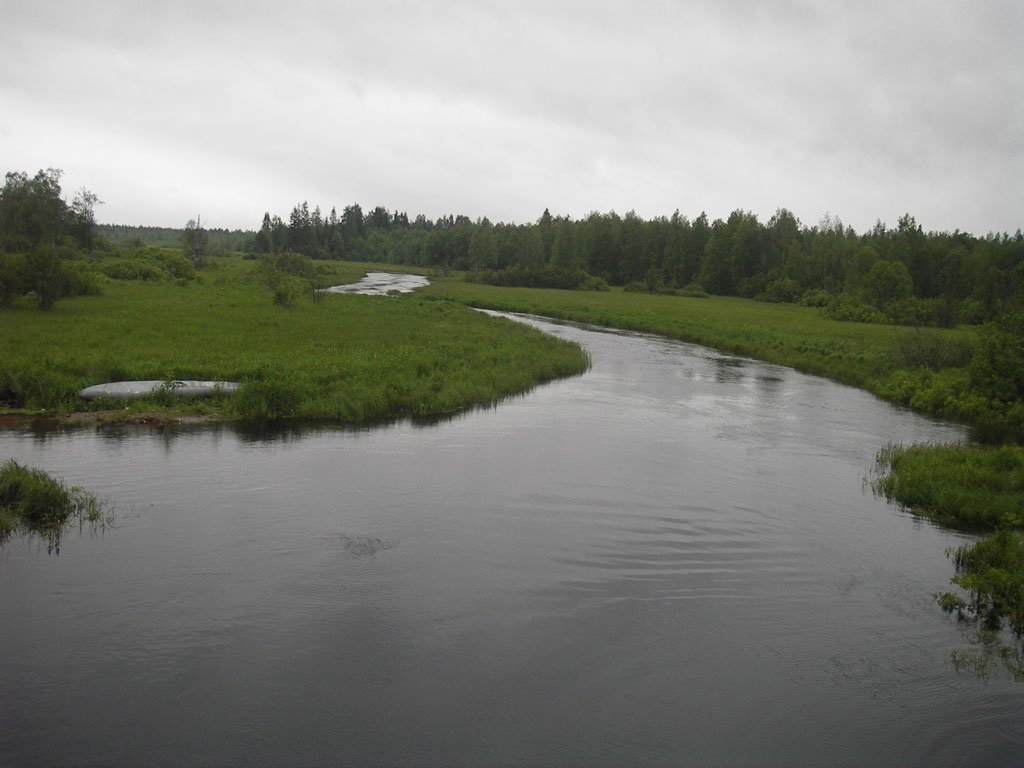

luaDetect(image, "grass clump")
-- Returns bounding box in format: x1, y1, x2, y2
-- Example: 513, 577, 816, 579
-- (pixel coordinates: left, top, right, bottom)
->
0, 459, 106, 553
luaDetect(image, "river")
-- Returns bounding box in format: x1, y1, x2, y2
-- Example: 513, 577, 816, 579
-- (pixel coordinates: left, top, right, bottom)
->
1, 313, 1021, 767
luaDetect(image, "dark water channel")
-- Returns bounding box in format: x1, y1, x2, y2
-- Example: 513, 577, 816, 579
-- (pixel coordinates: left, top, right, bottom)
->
2, 315, 1022, 766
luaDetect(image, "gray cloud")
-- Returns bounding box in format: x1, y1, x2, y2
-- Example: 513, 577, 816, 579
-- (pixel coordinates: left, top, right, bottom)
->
1, 0, 1020, 234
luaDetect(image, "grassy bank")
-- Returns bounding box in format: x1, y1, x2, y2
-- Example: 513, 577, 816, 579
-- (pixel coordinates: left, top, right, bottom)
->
0, 257, 589, 422
873, 443, 1024, 531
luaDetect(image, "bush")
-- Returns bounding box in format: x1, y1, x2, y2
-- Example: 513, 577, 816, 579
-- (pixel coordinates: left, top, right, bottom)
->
258, 252, 317, 307
759, 278, 802, 303
100, 258, 169, 281
152, 250, 196, 281
823, 294, 886, 323
799, 289, 832, 307
884, 296, 945, 327
894, 329, 973, 370
969, 314, 1024, 407
678, 282, 709, 299
475, 265, 594, 290
958, 298, 988, 325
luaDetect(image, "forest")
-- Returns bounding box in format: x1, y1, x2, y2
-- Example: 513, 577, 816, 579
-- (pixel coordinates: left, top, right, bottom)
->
251, 201, 1024, 329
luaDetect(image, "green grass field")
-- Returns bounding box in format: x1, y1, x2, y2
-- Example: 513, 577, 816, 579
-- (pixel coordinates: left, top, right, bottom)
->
0, 257, 588, 422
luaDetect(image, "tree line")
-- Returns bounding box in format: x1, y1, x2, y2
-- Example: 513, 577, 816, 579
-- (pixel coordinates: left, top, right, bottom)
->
256, 201, 1024, 326
2, 165, 1021, 327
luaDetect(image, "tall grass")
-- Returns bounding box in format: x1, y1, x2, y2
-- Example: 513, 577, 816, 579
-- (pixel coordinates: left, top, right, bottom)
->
872, 443, 1024, 531
0, 459, 105, 553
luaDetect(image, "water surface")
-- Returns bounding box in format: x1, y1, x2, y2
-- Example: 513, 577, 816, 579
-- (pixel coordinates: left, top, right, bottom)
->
1, 316, 1021, 767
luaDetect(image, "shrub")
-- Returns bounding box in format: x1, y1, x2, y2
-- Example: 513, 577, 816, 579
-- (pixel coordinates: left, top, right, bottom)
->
678, 282, 709, 299
799, 289, 831, 307
759, 278, 802, 304
823, 294, 886, 323
475, 265, 593, 290
100, 258, 170, 281
884, 296, 944, 327
958, 298, 988, 325
969, 314, 1024, 407
894, 329, 973, 370
259, 252, 317, 307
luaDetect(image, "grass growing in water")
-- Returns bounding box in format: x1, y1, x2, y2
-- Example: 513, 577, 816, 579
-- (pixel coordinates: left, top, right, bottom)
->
872, 443, 1024, 531
0, 459, 107, 553
873, 442, 1024, 678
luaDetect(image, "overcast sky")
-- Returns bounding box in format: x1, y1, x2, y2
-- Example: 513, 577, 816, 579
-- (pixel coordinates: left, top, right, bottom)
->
2, 1, 1021, 235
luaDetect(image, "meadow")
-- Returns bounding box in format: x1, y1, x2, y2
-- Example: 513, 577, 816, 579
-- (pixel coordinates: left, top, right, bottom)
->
0, 257, 588, 422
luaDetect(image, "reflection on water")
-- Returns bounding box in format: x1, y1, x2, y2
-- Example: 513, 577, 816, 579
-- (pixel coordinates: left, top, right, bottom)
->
1, 315, 1021, 767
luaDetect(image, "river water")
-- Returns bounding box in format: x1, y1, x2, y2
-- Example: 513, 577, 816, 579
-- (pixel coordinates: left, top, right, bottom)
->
1, 314, 1022, 766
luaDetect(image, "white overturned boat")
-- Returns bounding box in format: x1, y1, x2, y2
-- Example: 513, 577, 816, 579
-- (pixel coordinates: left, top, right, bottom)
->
79, 380, 241, 400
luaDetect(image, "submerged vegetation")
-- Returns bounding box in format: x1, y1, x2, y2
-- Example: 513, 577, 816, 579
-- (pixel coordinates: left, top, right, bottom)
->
0, 459, 107, 553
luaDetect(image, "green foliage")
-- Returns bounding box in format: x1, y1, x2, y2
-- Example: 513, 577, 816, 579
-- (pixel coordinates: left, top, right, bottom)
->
25, 245, 65, 309
0, 250, 25, 306
799, 289, 832, 307
822, 293, 887, 324
969, 314, 1024, 407
0, 169, 99, 253
100, 256, 170, 281
183, 217, 208, 266
894, 329, 973, 370
759, 278, 802, 303
473, 265, 595, 291
872, 443, 1024, 530
863, 259, 914, 308
883, 296, 948, 327
943, 529, 1024, 678
259, 251, 317, 307
949, 529, 1024, 630
0, 459, 105, 553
